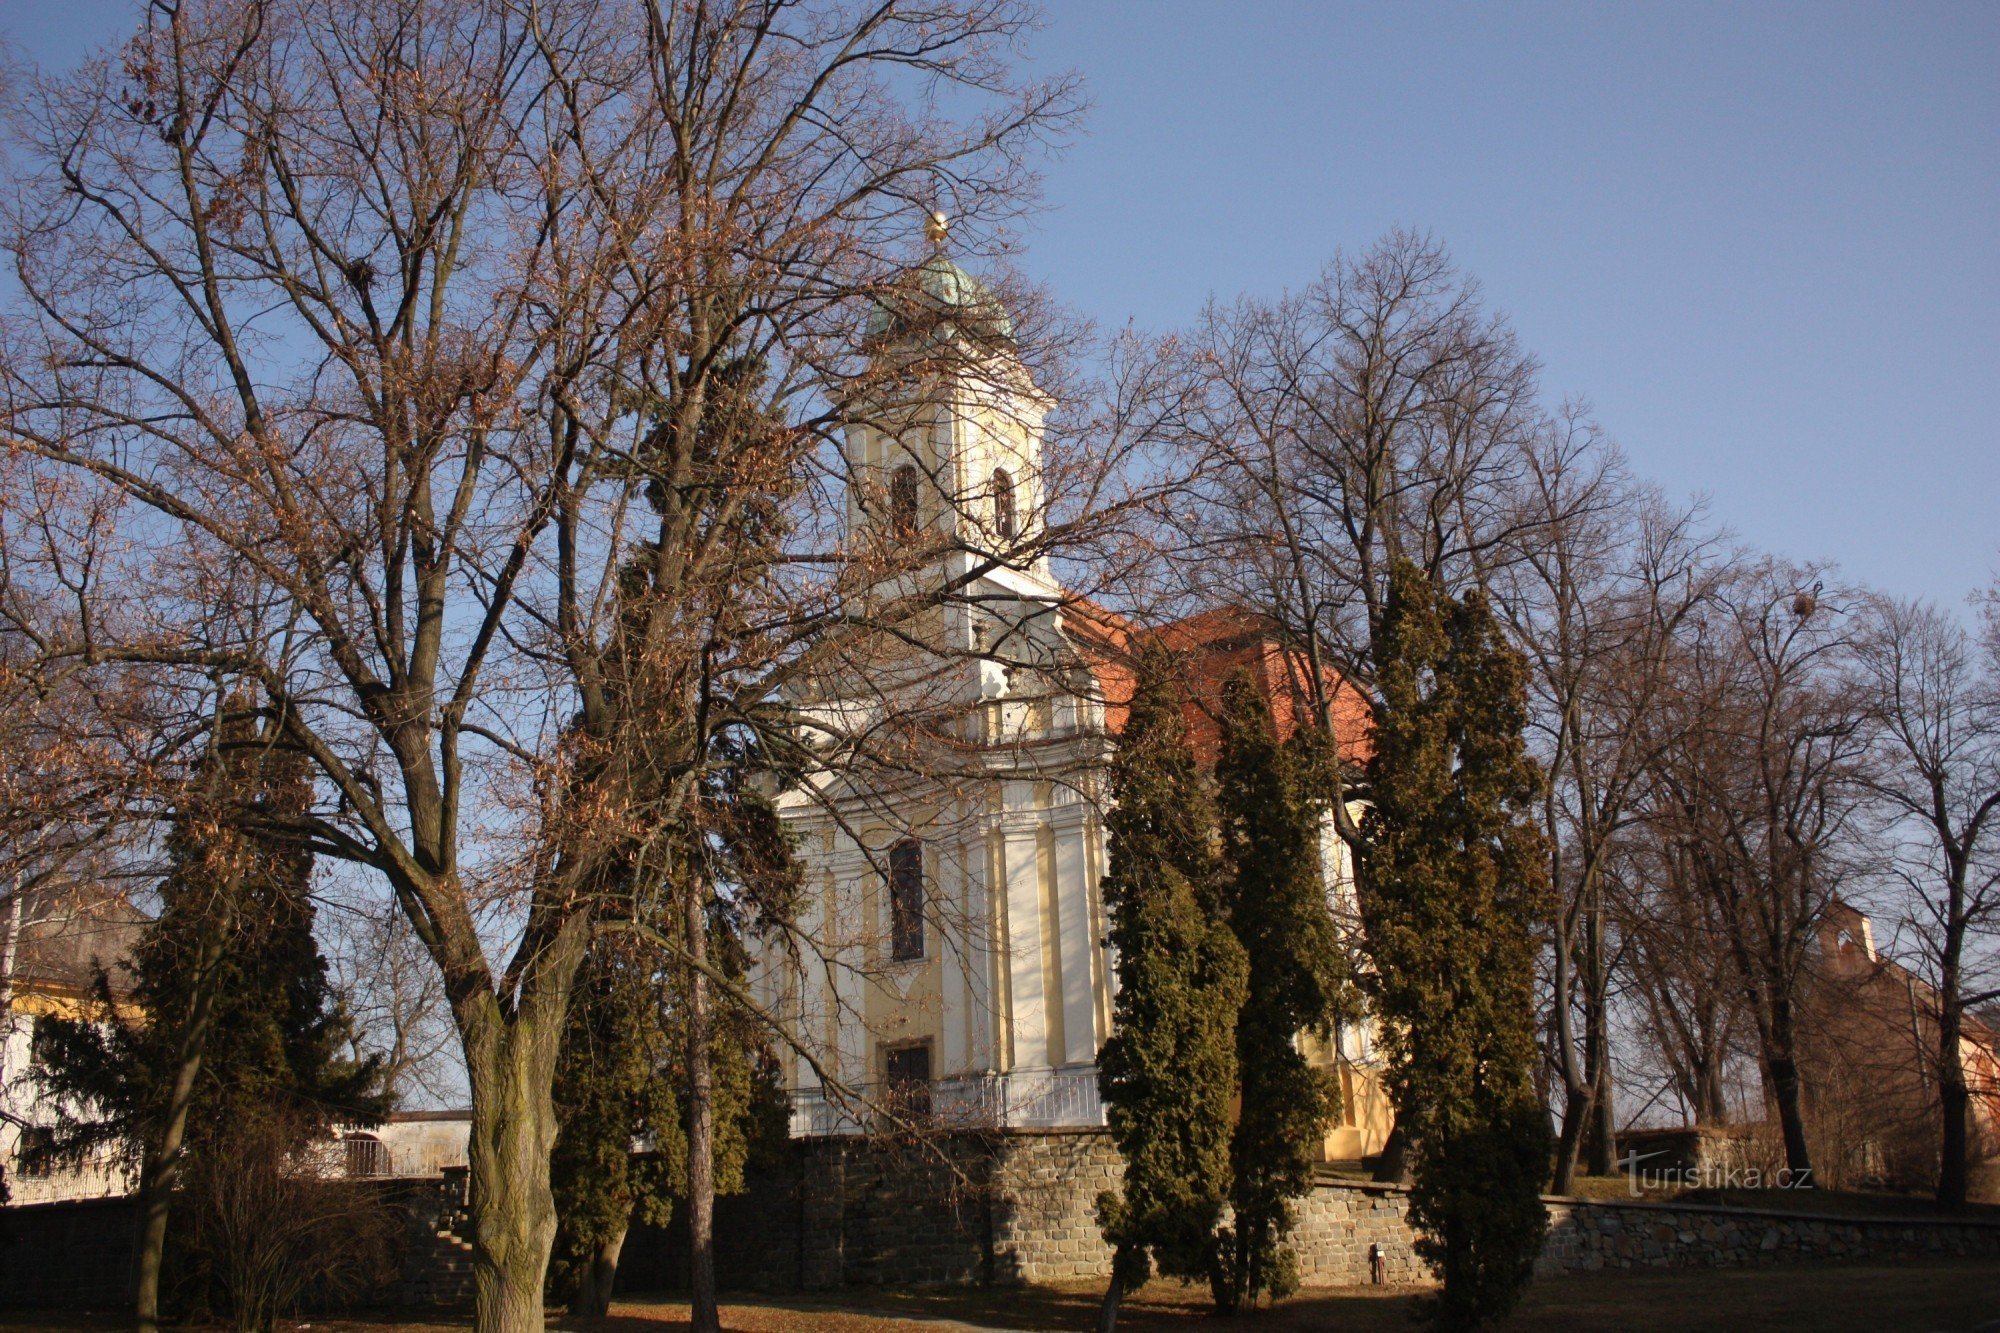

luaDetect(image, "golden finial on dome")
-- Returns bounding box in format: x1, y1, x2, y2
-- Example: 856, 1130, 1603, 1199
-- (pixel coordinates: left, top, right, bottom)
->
925, 208, 950, 249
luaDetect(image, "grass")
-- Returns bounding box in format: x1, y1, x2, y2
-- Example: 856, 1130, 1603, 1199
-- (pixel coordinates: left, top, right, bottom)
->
9, 1260, 1999, 1332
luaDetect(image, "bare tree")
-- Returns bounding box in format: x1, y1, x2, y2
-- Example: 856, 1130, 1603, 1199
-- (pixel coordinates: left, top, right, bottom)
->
1611, 829, 1756, 1129
327, 895, 463, 1108
1853, 589, 2000, 1207
0, 4, 1083, 1330
1637, 560, 1870, 1180
1494, 423, 1724, 1189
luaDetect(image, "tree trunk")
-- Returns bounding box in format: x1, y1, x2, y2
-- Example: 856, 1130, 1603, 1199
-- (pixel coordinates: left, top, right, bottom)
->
1097, 1268, 1125, 1333
1936, 900, 1970, 1211
464, 1009, 565, 1333
1581, 899, 1617, 1178
1937, 1002, 1971, 1210
685, 887, 719, 1333
1371, 1117, 1412, 1184
1586, 1057, 1618, 1177
1765, 1050, 1815, 1183
136, 930, 228, 1333
1551, 1084, 1590, 1194
569, 1224, 627, 1318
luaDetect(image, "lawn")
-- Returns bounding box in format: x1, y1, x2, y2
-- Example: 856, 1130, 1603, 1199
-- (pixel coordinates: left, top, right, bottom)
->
11, 1260, 1996, 1332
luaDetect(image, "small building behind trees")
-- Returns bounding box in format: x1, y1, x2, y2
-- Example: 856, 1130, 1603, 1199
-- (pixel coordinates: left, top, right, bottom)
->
0, 881, 148, 1204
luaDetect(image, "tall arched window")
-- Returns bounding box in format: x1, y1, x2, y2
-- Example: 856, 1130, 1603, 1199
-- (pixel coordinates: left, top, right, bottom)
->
888, 837, 925, 961
889, 464, 919, 537
991, 467, 1016, 541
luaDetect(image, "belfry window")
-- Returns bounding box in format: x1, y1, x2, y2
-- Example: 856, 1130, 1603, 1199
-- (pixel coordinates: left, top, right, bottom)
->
888, 837, 925, 961
991, 467, 1016, 541
889, 464, 919, 537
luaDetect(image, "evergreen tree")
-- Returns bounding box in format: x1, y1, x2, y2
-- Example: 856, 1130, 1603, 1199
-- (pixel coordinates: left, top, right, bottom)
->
550, 755, 795, 1316
549, 937, 684, 1318
32, 705, 385, 1329
1359, 561, 1551, 1330
1093, 646, 1248, 1333
1212, 673, 1354, 1310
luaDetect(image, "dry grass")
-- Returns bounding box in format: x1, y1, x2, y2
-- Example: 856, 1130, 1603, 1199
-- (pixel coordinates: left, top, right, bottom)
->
7, 1261, 1999, 1332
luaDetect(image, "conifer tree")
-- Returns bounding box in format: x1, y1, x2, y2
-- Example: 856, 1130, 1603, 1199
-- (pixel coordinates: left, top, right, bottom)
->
32, 705, 384, 1329
1212, 673, 1353, 1310
550, 892, 789, 1318
1360, 561, 1551, 1329
549, 937, 683, 1318
1094, 646, 1248, 1333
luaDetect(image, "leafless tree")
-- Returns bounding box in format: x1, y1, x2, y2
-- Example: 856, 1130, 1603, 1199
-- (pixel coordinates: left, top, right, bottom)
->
1493, 421, 1725, 1188
327, 894, 463, 1108
0, 3, 1088, 1329
1852, 587, 2000, 1207
1636, 560, 1870, 1179
1148, 232, 1567, 1178
1609, 824, 1758, 1130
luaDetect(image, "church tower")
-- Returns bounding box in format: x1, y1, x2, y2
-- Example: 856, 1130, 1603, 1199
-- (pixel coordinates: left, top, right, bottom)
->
762, 217, 1119, 1137
842, 211, 1059, 601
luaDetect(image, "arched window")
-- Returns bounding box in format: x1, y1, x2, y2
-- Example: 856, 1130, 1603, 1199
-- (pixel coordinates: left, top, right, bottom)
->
889, 464, 919, 537
888, 837, 925, 961
991, 467, 1016, 541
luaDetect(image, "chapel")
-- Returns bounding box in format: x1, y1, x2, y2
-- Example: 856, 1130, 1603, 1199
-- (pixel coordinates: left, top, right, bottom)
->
754, 220, 1391, 1163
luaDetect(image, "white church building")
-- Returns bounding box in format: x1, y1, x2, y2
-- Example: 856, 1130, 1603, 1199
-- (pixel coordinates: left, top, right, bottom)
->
755, 227, 1390, 1161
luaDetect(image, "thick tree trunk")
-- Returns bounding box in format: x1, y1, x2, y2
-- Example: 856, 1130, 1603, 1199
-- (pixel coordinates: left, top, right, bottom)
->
685, 887, 719, 1333
568, 1225, 627, 1318
464, 1011, 565, 1333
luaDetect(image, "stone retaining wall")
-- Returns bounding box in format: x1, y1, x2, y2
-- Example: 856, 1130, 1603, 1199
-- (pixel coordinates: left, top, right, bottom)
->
618, 1128, 2000, 1294
1539, 1196, 2000, 1274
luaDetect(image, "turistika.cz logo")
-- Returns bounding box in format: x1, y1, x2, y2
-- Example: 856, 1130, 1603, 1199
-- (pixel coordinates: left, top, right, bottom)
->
1618, 1148, 1814, 1196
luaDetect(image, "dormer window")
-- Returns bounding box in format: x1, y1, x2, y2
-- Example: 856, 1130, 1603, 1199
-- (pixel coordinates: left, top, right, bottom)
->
889, 464, 919, 537
991, 467, 1016, 542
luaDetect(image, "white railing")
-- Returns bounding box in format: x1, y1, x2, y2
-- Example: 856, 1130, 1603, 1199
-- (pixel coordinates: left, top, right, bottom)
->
788, 1065, 1103, 1137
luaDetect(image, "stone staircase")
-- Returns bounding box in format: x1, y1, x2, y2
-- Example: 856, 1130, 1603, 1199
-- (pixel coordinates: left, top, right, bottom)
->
389, 1177, 480, 1308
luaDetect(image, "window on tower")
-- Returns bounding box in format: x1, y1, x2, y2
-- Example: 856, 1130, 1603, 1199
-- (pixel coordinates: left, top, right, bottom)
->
889, 464, 919, 537
888, 837, 925, 961
991, 467, 1016, 541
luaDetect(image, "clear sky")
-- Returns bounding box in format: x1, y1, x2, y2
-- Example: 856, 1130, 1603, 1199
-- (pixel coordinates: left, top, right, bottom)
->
8, 1, 1996, 607
1016, 1, 1999, 610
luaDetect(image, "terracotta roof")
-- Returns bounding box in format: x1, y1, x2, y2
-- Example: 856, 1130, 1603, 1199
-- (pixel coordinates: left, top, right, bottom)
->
1063, 600, 1373, 770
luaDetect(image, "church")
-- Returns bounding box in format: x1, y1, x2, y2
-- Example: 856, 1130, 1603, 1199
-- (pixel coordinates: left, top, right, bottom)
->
754, 221, 1392, 1164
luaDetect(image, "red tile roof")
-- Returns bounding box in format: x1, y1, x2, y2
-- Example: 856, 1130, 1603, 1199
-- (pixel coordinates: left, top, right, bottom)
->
1062, 599, 1373, 769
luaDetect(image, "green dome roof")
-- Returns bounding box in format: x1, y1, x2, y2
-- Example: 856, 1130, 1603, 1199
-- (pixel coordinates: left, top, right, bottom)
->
865, 255, 1015, 344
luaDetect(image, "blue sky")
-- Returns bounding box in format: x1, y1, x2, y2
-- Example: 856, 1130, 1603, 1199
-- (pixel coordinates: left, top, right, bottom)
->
9, 1, 1996, 607
1015, 1, 1998, 609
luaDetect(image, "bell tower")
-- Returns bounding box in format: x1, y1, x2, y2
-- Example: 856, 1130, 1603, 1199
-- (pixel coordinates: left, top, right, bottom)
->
844, 213, 1057, 596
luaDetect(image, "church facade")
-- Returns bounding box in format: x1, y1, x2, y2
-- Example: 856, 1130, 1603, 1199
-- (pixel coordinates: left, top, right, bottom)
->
754, 236, 1391, 1162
